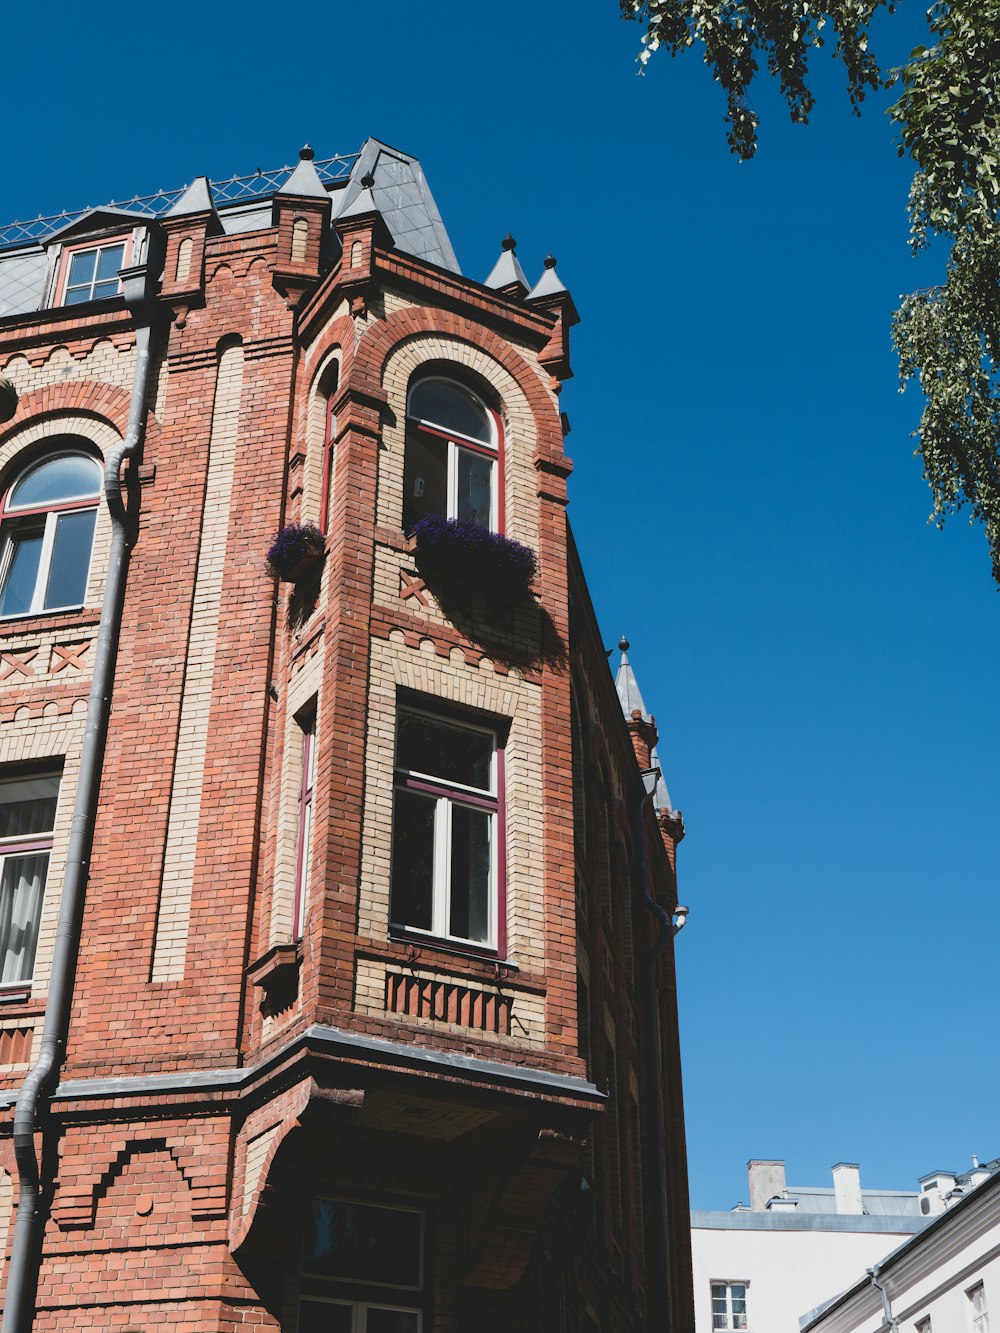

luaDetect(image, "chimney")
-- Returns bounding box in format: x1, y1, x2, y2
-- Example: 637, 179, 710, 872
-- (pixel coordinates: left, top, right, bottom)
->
833, 1163, 864, 1215
748, 1160, 785, 1212
918, 1172, 956, 1217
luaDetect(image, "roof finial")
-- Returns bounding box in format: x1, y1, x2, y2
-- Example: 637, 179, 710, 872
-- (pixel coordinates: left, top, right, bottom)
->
619, 635, 630, 653
361, 172, 375, 189
299, 144, 315, 161
502, 232, 516, 251
544, 253, 557, 268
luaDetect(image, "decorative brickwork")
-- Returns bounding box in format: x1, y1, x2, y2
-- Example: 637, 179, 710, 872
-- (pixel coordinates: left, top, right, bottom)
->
0, 148, 693, 1333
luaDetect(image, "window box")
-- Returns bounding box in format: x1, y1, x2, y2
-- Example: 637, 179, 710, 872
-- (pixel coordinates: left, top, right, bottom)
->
411, 515, 536, 600
265, 523, 326, 583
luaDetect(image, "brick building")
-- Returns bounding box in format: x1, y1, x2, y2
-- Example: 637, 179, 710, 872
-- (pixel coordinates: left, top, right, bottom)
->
0, 139, 693, 1331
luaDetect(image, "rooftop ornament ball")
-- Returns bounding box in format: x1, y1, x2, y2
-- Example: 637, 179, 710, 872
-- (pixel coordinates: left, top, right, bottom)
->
0, 377, 17, 423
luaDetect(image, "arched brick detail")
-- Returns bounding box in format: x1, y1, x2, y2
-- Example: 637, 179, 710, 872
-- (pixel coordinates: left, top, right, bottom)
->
0, 378, 163, 460
350, 306, 564, 463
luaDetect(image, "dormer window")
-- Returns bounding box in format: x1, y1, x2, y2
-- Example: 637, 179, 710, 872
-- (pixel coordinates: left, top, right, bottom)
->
403, 377, 500, 532
0, 451, 102, 618
62, 240, 127, 305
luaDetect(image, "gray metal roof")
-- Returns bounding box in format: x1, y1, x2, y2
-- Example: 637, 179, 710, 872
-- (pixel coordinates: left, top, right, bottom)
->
335, 138, 460, 273
615, 640, 651, 722
0, 249, 49, 319
528, 256, 569, 300
0, 138, 460, 320
785, 1186, 924, 1218
484, 238, 528, 293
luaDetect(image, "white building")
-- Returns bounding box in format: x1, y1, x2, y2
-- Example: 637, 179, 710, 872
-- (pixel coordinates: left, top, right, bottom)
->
692, 1160, 928, 1333
801, 1161, 1000, 1333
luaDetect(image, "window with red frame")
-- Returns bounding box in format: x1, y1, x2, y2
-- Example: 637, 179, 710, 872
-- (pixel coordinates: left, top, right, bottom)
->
0, 771, 60, 985
292, 707, 317, 939
402, 378, 500, 532
390, 705, 502, 951
62, 240, 127, 304
0, 452, 102, 619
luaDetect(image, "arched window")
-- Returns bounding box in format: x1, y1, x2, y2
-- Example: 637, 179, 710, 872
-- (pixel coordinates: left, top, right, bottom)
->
403, 377, 500, 531
0, 451, 102, 618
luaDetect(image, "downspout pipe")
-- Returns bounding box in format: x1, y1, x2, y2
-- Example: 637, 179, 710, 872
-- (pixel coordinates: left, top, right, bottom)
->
631, 768, 674, 1332
2, 257, 160, 1333
868, 1265, 899, 1332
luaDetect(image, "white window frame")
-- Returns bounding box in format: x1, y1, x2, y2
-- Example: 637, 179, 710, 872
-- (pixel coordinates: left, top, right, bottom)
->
61, 239, 129, 304
0, 771, 60, 988
391, 705, 499, 950
292, 708, 317, 940
969, 1282, 990, 1333
300, 1296, 423, 1332
916, 1316, 932, 1333
0, 452, 102, 619
404, 377, 500, 531
711, 1279, 749, 1332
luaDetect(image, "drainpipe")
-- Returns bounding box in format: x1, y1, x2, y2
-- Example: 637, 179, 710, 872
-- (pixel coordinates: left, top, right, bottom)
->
868, 1265, 899, 1332
631, 767, 674, 1332
2, 256, 160, 1333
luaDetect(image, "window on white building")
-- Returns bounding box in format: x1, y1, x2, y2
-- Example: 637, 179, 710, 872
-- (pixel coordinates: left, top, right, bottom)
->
916, 1317, 932, 1333
711, 1281, 748, 1331
969, 1284, 990, 1333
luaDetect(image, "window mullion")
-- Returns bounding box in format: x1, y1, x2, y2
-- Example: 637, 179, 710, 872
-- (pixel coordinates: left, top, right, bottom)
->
33, 513, 58, 613
447, 441, 457, 520
435, 797, 451, 938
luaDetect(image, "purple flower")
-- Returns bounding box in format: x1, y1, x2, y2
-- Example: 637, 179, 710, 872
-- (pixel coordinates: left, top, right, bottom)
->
266, 523, 326, 580
412, 516, 536, 594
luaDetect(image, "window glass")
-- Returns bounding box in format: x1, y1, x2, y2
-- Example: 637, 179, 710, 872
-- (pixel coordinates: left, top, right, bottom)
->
299, 1302, 353, 1333
65, 243, 125, 304
450, 805, 491, 942
1, 451, 100, 618
367, 1309, 421, 1333
9, 455, 101, 509
0, 532, 43, 617
303, 1199, 422, 1288
0, 773, 59, 984
390, 791, 435, 933
408, 379, 491, 444
396, 713, 492, 791
45, 510, 97, 609
402, 432, 448, 531
67, 249, 97, 288
456, 449, 492, 527
391, 707, 499, 947
0, 776, 59, 838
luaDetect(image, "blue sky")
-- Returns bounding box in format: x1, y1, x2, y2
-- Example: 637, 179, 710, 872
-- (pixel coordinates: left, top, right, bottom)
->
7, 1, 998, 1210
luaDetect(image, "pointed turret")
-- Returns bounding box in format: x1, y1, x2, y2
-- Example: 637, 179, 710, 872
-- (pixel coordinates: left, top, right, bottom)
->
160, 175, 221, 320
272, 144, 332, 307
615, 635, 651, 723
616, 637, 685, 861
528, 254, 579, 381
167, 175, 217, 218
484, 234, 528, 299
276, 144, 327, 199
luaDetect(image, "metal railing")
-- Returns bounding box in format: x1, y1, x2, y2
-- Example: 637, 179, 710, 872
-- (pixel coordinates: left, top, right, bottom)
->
0, 152, 360, 250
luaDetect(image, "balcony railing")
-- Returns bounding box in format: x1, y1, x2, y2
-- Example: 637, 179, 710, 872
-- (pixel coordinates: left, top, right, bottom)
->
0, 152, 360, 251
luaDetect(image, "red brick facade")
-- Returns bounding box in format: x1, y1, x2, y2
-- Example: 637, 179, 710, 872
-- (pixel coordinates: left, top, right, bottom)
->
0, 148, 694, 1330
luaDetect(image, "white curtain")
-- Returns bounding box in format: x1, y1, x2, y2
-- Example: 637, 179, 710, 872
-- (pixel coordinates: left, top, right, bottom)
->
0, 853, 47, 982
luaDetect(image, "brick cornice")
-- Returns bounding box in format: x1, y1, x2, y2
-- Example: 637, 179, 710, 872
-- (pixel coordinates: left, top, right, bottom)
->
297, 246, 557, 350
0, 303, 135, 355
